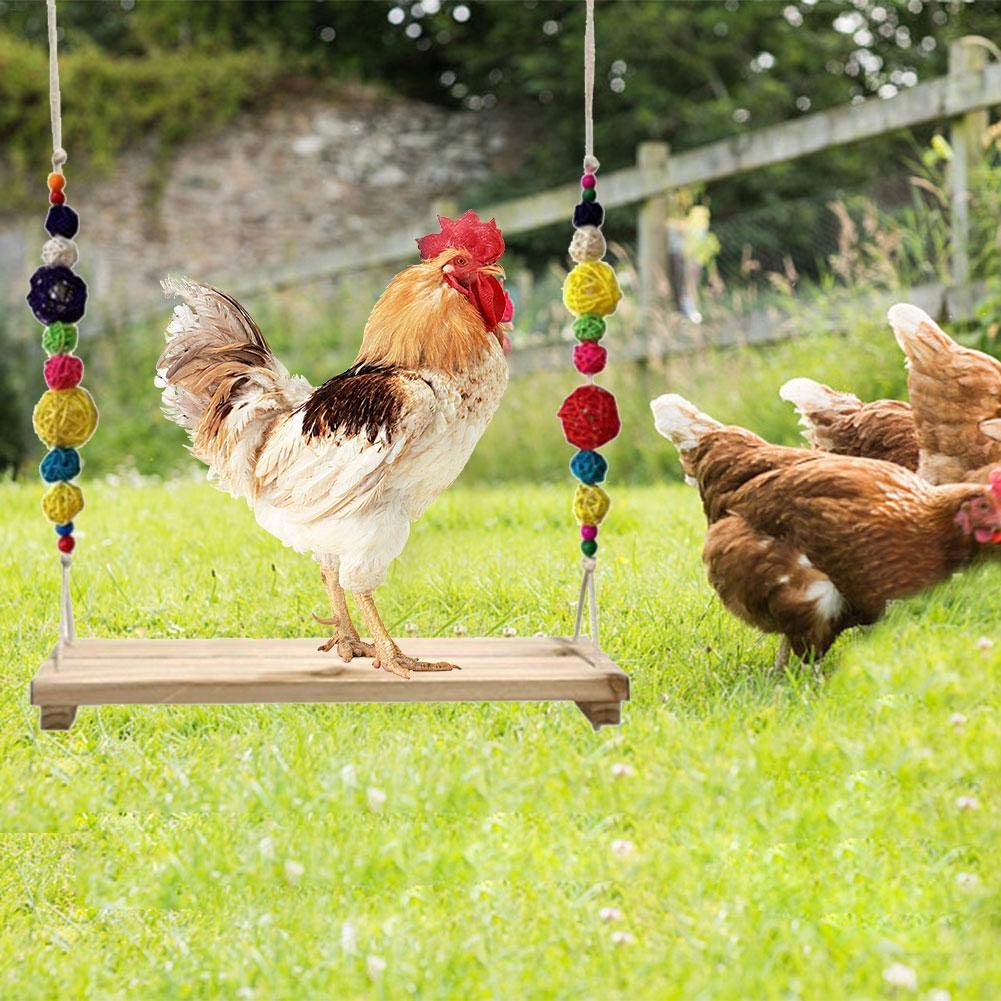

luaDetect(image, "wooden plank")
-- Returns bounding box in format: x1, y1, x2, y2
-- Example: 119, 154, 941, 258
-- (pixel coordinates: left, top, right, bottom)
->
31, 637, 629, 721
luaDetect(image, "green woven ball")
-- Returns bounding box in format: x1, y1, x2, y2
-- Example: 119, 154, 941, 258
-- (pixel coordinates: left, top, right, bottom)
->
573, 314, 606, 342
581, 539, 598, 557
581, 187, 597, 203
42, 322, 78, 356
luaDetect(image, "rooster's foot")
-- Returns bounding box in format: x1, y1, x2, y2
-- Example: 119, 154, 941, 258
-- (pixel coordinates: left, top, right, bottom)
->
312, 613, 376, 660
372, 646, 460, 680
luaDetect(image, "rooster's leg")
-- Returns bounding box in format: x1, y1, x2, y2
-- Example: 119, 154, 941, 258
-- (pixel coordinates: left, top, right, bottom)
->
773, 637, 791, 671
353, 591, 459, 680
314, 568, 376, 660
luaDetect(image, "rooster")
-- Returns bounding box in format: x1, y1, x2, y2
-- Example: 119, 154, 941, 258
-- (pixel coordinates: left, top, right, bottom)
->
651, 394, 1001, 667
779, 377, 919, 471
888, 304, 1001, 484
157, 211, 510, 678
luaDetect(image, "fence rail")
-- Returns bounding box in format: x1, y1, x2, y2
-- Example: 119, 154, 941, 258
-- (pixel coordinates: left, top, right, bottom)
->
232, 37, 1001, 318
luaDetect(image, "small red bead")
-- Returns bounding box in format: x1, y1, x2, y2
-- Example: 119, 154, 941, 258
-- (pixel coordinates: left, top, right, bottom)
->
58, 535, 76, 554
573, 341, 607, 375
581, 174, 596, 189
50, 189, 66, 205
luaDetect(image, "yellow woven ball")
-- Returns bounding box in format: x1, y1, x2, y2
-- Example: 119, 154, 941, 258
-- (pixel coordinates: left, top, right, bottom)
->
573, 484, 610, 525
42, 481, 84, 524
32, 387, 98, 448
562, 261, 622, 318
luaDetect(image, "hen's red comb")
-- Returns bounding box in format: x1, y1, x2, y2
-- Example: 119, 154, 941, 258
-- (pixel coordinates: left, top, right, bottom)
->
417, 210, 505, 265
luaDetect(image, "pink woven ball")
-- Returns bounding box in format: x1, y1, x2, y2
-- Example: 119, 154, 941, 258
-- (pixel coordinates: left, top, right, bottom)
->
581, 524, 598, 541
44, 353, 84, 390
580, 174, 596, 189
573, 340, 607, 375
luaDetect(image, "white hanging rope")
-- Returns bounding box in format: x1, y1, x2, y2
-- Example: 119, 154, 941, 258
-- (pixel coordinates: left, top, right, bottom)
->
47, 0, 67, 171
573, 0, 600, 648
47, 0, 74, 645
582, 0, 599, 175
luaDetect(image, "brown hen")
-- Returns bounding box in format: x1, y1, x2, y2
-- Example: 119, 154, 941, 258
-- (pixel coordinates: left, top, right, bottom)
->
651, 394, 1001, 666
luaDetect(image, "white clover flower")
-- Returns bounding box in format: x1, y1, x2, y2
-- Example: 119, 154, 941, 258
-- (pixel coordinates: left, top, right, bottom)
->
367, 955, 387, 981
955, 795, 980, 812
599, 906, 623, 923
975, 636, 994, 651
611, 763, 634, 778
611, 931, 634, 946
367, 787, 387, 812
948, 713, 967, 729
610, 839, 635, 858
955, 872, 979, 888
883, 962, 917, 991
283, 860, 304, 885
340, 920, 358, 955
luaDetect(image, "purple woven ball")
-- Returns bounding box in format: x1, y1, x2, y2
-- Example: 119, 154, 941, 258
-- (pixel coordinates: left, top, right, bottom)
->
45, 205, 79, 239
573, 201, 604, 228
26, 266, 88, 325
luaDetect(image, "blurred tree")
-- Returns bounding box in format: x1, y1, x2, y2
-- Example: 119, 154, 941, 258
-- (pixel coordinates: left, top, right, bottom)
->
2, 0, 1000, 267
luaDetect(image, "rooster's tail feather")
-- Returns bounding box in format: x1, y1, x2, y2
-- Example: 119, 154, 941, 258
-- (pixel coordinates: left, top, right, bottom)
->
158, 278, 310, 494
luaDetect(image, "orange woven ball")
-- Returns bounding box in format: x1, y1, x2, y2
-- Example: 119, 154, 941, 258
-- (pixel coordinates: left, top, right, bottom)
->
47, 172, 65, 192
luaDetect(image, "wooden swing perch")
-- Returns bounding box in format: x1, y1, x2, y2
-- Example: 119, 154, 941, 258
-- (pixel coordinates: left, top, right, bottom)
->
32, 636, 629, 731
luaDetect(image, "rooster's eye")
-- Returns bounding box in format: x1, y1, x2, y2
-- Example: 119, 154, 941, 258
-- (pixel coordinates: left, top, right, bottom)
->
454, 256, 469, 268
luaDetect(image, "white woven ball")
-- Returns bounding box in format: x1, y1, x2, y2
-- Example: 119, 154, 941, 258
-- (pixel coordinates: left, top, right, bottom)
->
41, 236, 79, 268
569, 226, 606, 264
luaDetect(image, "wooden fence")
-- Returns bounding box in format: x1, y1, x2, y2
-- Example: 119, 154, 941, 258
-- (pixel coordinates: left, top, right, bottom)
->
230, 35, 1001, 329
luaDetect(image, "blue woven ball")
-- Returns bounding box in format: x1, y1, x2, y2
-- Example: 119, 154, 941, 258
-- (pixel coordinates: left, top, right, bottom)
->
45, 205, 79, 239
570, 449, 607, 484
55, 521, 74, 537
573, 201, 604, 229
40, 446, 81, 483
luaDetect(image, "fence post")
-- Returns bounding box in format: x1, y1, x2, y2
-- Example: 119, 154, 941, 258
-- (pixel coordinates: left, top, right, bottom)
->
948, 37, 987, 320
636, 142, 670, 320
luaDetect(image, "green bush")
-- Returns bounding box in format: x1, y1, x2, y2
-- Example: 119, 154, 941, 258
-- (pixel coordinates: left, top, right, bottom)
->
0, 33, 291, 210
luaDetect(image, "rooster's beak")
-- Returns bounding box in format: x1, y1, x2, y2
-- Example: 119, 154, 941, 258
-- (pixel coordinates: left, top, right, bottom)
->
478, 264, 506, 279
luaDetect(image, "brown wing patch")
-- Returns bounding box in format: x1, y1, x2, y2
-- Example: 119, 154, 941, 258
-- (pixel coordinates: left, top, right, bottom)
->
827, 400, 919, 470
300, 364, 408, 444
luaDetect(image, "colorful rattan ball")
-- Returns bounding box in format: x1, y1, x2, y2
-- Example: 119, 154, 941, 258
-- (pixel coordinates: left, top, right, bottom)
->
44, 205, 79, 239
563, 261, 622, 318
573, 201, 604, 229
573, 314, 606, 342
40, 447, 81, 483
47, 172, 65, 192
55, 521, 74, 536
580, 524, 598, 541
573, 340, 607, 375
32, 387, 98, 448
42, 481, 84, 525
573, 483, 611, 525
581, 539, 598, 557
44, 353, 84, 390
26, 266, 88, 325
569, 226, 606, 264
580, 174, 596, 189
41, 322, 78, 355
581, 187, 597, 203
50, 189, 66, 206
557, 384, 621, 450
58, 534, 76, 554
41, 236, 79, 269
570, 449, 607, 484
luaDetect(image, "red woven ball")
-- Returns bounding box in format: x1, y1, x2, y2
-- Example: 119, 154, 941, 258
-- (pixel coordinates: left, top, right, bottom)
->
58, 534, 75, 554
557, 384, 621, 450
573, 341, 607, 375
44, 353, 84, 390
50, 189, 66, 206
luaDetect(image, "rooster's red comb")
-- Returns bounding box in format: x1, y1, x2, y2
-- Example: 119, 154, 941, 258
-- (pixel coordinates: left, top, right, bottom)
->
417, 210, 505, 265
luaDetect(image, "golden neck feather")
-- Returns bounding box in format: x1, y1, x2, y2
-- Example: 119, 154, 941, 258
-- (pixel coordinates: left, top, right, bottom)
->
354, 255, 495, 375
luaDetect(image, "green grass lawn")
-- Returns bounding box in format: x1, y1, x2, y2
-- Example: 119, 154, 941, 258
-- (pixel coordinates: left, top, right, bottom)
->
1, 480, 999, 999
